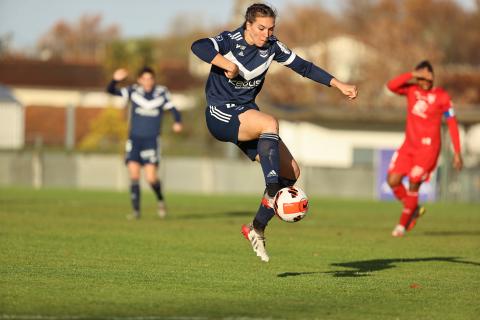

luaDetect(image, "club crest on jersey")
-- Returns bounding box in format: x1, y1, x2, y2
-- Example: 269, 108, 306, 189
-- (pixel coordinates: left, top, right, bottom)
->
259, 49, 269, 58
276, 41, 291, 54
412, 100, 428, 119
427, 93, 436, 104
215, 35, 223, 42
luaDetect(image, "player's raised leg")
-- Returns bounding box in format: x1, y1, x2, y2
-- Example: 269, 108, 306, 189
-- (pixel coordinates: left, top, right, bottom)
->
241, 142, 300, 262
238, 109, 282, 262
238, 109, 281, 196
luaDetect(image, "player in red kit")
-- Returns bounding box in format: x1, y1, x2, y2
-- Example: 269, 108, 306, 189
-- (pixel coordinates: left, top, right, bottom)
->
386, 61, 463, 237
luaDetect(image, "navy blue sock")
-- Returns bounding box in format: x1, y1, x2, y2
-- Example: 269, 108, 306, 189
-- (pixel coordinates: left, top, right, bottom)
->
253, 203, 275, 232
130, 180, 140, 212
150, 180, 164, 201
258, 133, 280, 196
253, 176, 298, 231
279, 176, 297, 188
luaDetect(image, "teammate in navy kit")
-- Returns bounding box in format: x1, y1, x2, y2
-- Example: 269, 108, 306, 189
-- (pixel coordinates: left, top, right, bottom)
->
191, 3, 357, 261
107, 67, 183, 220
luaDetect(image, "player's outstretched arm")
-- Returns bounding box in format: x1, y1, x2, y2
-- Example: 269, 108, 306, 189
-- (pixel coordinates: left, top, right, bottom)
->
281, 54, 357, 99
330, 78, 358, 100
107, 68, 129, 96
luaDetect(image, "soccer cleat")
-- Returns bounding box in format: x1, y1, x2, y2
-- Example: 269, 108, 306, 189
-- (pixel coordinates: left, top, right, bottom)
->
157, 201, 167, 219
241, 224, 269, 262
126, 210, 141, 220
392, 224, 406, 237
405, 206, 426, 231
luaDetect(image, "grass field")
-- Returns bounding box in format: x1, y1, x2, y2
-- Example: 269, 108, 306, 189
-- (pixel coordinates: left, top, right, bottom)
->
1, 187, 479, 320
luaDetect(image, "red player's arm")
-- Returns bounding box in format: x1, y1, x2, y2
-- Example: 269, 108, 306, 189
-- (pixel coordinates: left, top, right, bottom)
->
387, 72, 414, 95
443, 94, 461, 154
446, 116, 461, 154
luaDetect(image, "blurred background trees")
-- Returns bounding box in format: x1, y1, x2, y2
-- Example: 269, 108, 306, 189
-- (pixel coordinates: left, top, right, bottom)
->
1, 0, 478, 153
36, 14, 120, 63
7, 0, 476, 109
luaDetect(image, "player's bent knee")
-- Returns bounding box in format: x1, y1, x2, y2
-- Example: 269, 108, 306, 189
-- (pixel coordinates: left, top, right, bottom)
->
262, 115, 279, 133
387, 175, 401, 188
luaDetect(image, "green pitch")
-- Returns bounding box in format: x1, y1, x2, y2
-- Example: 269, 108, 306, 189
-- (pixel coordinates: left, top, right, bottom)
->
1, 187, 479, 319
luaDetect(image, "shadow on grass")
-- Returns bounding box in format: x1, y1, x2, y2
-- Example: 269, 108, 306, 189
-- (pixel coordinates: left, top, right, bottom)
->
422, 231, 480, 236
278, 257, 480, 278
278, 272, 322, 277
175, 211, 252, 220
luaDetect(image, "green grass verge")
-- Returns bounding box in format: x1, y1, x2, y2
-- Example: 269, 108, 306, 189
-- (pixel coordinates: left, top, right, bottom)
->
1, 187, 479, 319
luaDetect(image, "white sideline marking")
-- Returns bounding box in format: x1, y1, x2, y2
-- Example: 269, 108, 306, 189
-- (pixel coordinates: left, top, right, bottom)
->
1, 316, 278, 320
0, 316, 207, 320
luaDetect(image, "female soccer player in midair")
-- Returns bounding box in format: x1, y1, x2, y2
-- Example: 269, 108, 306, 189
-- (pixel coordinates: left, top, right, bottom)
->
107, 67, 183, 220
191, 3, 357, 261
387, 61, 463, 237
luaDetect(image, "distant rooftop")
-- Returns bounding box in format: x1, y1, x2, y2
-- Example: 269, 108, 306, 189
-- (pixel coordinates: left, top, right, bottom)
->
0, 59, 105, 89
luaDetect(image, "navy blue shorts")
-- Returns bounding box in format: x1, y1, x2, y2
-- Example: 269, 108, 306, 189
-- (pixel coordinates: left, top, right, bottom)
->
125, 136, 160, 165
205, 103, 259, 161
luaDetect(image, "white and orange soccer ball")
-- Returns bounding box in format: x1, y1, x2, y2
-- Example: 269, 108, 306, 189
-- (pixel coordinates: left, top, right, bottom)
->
273, 186, 309, 222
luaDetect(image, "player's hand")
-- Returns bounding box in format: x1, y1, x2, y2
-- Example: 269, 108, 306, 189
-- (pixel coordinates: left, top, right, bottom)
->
453, 152, 463, 171
211, 54, 239, 79
172, 122, 183, 133
224, 63, 239, 79
412, 69, 433, 81
341, 84, 358, 100
113, 68, 128, 81
331, 79, 358, 100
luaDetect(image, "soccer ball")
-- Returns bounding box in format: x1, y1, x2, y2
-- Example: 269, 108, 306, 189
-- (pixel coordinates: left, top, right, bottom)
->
273, 186, 309, 223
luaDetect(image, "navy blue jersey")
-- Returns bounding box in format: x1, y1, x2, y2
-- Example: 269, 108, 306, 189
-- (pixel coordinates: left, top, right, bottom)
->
192, 26, 334, 106
107, 82, 181, 138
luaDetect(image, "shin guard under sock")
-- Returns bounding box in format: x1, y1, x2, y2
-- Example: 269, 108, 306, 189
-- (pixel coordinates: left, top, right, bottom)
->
258, 133, 280, 188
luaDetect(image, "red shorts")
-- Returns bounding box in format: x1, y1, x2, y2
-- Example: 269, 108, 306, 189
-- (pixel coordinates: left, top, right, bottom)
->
388, 145, 440, 183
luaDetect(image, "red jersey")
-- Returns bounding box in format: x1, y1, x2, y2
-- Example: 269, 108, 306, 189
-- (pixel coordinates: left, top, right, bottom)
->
387, 72, 458, 152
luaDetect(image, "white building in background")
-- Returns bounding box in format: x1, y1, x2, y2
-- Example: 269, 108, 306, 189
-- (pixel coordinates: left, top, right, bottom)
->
269, 35, 376, 82
279, 120, 404, 168
0, 85, 24, 149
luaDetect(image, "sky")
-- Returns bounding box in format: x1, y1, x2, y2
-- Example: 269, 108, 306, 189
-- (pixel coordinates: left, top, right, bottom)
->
0, 0, 477, 49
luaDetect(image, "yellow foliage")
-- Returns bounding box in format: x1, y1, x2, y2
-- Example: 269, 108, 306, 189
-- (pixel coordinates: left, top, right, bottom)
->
78, 107, 128, 152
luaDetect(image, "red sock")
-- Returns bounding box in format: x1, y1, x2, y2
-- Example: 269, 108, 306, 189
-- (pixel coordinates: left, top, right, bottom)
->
398, 191, 418, 227
392, 184, 407, 202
